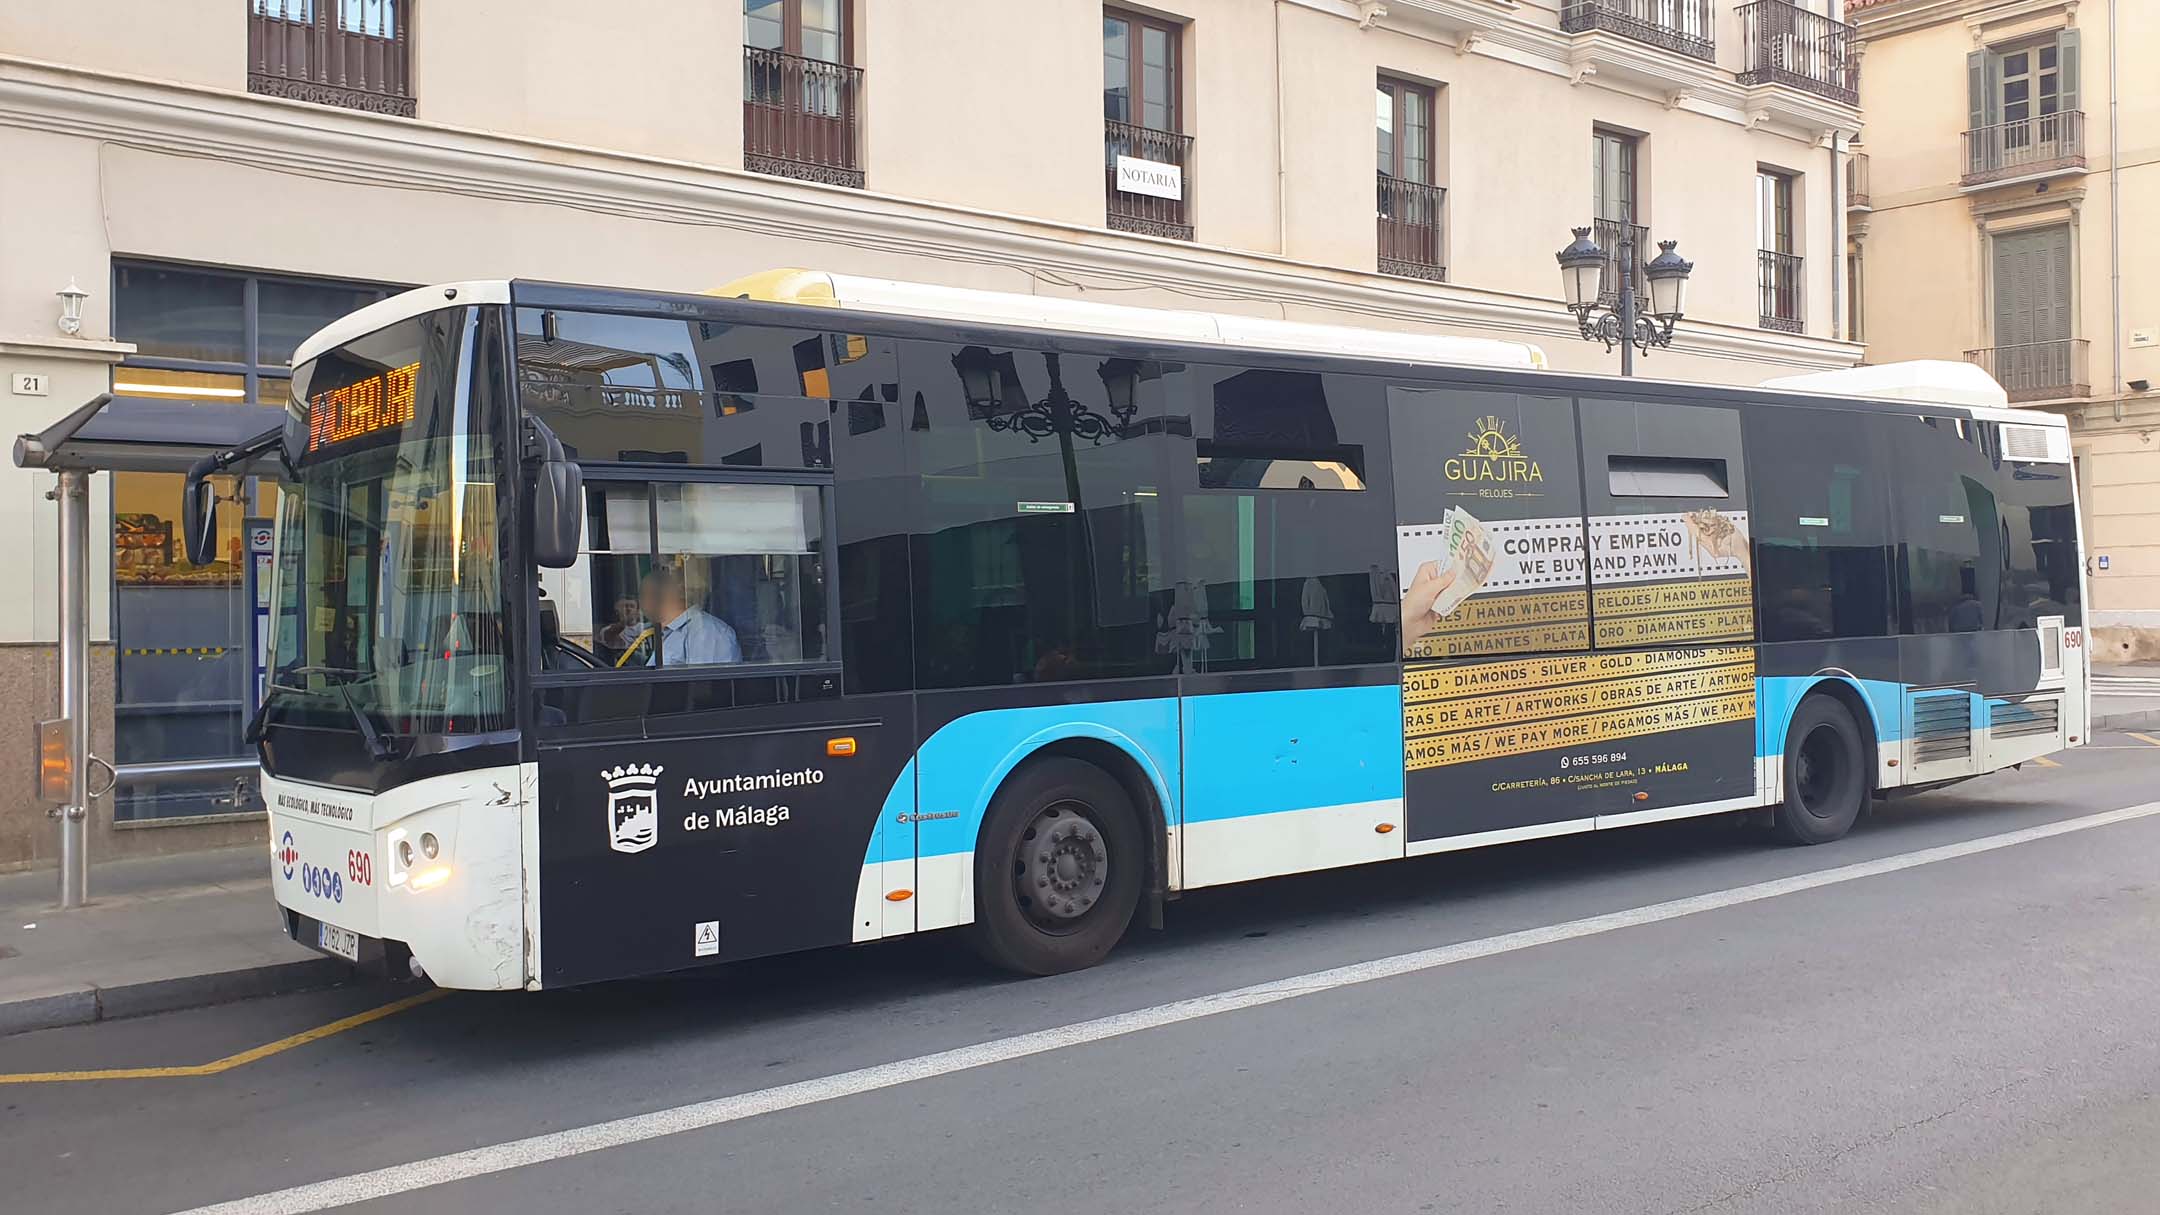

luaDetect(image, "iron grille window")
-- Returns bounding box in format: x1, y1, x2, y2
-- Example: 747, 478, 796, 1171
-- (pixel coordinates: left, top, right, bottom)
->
743, 0, 864, 188
1105, 9, 1192, 240
246, 0, 413, 116
1376, 77, 1444, 280
1757, 169, 1803, 332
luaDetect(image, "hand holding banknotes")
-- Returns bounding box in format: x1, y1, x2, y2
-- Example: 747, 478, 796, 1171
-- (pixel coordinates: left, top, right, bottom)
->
1400, 560, 1456, 637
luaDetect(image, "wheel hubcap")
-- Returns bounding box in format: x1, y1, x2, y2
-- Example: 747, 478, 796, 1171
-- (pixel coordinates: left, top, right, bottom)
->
1796, 724, 1842, 815
1014, 802, 1108, 929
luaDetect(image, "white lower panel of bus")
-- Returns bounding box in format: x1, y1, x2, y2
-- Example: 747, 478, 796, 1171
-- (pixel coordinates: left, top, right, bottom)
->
1181, 799, 1406, 891
262, 765, 531, 992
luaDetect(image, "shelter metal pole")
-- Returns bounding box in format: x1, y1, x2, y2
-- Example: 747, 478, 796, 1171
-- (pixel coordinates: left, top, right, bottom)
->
55, 468, 89, 908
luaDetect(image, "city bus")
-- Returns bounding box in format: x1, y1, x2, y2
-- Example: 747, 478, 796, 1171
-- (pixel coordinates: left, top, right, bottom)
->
184, 273, 2089, 990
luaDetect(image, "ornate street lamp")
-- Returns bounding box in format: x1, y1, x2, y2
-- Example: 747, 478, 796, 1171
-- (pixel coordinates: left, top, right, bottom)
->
1556, 228, 1693, 376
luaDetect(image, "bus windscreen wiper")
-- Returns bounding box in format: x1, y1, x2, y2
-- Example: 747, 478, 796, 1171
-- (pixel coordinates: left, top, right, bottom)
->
335, 683, 401, 761
275, 664, 370, 686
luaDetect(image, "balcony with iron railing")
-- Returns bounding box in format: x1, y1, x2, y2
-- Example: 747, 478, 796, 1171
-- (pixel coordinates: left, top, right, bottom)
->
1738, 0, 1858, 105
1559, 0, 1716, 62
1758, 250, 1804, 333
247, 0, 413, 116
1105, 121, 1195, 242
1847, 151, 1870, 208
1377, 176, 1447, 281
1965, 340, 2090, 402
1593, 218, 1649, 309
1962, 111, 2086, 188
743, 47, 865, 189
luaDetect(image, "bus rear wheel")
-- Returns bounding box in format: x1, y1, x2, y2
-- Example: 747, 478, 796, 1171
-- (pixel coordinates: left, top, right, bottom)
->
969, 757, 1144, 976
1775, 695, 1869, 845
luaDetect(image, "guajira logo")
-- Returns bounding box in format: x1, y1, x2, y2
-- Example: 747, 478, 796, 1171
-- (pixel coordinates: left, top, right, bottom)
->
1445, 415, 1544, 484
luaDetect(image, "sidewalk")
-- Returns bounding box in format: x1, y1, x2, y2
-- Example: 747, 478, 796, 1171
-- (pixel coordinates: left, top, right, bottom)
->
0, 845, 358, 1035
2093, 660, 2160, 731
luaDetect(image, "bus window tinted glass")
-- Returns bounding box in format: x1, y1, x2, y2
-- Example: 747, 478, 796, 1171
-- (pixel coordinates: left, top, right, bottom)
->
516, 308, 876, 467
1994, 456, 2080, 628
576, 482, 656, 669
653, 483, 826, 665
1173, 369, 1396, 672
1891, 415, 2001, 633
907, 343, 1172, 687
1745, 408, 1893, 641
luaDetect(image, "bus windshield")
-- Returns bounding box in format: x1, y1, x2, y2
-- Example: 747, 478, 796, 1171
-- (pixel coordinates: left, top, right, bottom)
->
267, 305, 510, 745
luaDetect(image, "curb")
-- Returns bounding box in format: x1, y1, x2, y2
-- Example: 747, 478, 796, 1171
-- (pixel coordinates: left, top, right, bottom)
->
2095, 707, 2160, 732
0, 957, 359, 1037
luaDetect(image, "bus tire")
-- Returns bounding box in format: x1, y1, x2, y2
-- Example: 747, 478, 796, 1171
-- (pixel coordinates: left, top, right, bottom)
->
1774, 694, 1869, 845
968, 757, 1144, 977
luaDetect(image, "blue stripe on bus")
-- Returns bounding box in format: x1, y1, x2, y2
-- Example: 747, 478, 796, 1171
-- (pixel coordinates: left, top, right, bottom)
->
898, 685, 1404, 858
890, 671, 1984, 864
1180, 684, 1403, 823
1755, 674, 1906, 754
860, 756, 920, 868
910, 698, 1182, 859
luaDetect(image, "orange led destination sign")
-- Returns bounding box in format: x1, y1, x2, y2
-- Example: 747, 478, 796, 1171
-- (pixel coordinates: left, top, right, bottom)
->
307, 362, 419, 451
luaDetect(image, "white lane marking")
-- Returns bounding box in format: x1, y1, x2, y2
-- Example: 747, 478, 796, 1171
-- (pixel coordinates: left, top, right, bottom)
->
174, 800, 2160, 1215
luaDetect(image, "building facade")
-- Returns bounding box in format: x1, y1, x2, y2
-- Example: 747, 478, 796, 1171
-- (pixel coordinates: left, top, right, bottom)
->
1850, 0, 2157, 660
0, 0, 1862, 867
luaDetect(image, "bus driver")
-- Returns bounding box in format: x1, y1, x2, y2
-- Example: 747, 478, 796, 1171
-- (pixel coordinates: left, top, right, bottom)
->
637, 565, 741, 666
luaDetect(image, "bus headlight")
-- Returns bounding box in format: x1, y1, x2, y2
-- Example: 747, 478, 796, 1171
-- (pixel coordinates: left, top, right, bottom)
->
410, 864, 453, 892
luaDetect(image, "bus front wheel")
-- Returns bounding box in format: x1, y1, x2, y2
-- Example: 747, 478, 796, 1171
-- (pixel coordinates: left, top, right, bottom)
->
1775, 695, 1869, 845
969, 757, 1144, 976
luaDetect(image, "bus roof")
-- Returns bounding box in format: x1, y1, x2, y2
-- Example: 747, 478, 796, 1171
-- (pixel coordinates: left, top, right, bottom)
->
708, 268, 1550, 372
1758, 360, 2020, 412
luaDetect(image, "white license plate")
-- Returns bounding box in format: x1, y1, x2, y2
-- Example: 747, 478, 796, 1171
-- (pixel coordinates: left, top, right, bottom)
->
317, 922, 361, 962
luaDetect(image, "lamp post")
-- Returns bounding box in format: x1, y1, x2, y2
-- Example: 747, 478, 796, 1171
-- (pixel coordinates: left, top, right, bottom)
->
1556, 227, 1693, 376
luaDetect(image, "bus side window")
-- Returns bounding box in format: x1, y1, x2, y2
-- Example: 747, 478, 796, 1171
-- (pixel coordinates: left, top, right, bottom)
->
652, 482, 827, 666
1745, 408, 1895, 643
1889, 414, 2000, 634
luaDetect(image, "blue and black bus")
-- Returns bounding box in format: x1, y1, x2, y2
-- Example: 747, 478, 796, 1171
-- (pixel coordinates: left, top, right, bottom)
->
185, 272, 2088, 989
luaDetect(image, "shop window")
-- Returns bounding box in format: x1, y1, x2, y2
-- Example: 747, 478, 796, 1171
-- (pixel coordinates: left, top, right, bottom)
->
108, 261, 395, 819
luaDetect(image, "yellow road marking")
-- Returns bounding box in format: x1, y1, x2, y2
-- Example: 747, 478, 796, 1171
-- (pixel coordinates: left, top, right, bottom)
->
2030, 755, 2062, 768
2129, 733, 2160, 749
0, 988, 448, 1085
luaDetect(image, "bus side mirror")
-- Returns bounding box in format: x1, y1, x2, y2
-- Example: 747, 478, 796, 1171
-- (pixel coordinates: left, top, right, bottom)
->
531, 457, 583, 569
181, 460, 220, 567
523, 415, 582, 569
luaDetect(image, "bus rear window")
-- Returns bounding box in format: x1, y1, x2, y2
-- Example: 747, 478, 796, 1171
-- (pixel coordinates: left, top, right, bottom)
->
1607, 454, 1728, 498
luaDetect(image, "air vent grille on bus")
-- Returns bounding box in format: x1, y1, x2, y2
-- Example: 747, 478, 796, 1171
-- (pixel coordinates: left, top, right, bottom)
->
2002, 424, 2055, 461
1911, 693, 1974, 762
1990, 697, 2061, 740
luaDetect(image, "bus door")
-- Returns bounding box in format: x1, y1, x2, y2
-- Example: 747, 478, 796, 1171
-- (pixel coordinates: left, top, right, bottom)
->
1391, 387, 1597, 844
1172, 368, 1405, 890
1576, 396, 1758, 822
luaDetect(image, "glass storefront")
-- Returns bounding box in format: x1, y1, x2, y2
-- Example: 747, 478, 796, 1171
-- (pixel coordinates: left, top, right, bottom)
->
110, 262, 393, 819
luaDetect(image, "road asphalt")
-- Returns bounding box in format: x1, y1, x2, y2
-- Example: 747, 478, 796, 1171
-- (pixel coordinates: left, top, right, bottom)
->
3, 734, 2157, 1215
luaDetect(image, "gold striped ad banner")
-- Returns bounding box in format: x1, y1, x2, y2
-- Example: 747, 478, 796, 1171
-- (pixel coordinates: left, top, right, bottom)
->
1404, 645, 1755, 703
1593, 607, 1756, 648
1407, 621, 1592, 660
1407, 690, 1759, 771
1592, 577, 1753, 619
1405, 660, 1758, 738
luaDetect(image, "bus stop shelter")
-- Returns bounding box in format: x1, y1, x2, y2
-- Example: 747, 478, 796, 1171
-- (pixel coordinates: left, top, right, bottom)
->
13, 392, 284, 908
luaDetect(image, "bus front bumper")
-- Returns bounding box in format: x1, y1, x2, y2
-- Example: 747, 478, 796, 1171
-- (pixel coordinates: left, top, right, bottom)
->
263, 766, 533, 992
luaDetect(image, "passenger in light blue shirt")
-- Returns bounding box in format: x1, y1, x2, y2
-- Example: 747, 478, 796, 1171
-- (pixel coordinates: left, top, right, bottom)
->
639, 567, 741, 666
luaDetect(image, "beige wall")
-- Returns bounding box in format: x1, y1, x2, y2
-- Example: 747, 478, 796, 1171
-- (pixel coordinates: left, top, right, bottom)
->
1855, 0, 2160, 648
